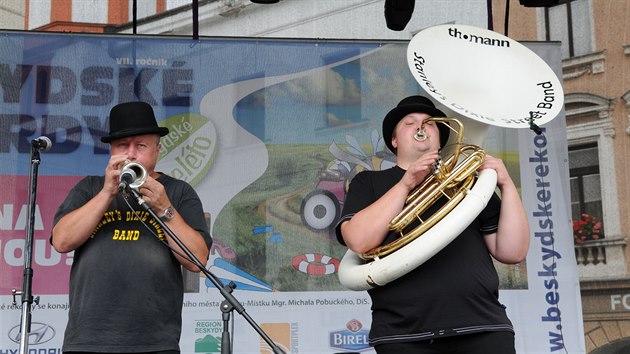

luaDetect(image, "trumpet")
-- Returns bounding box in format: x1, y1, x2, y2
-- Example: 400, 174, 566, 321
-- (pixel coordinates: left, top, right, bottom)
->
119, 161, 148, 190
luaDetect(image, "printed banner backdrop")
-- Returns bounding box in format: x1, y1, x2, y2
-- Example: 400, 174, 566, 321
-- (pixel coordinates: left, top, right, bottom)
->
0, 31, 584, 353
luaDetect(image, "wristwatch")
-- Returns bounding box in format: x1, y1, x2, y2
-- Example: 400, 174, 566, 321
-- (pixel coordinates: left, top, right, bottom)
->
160, 206, 175, 222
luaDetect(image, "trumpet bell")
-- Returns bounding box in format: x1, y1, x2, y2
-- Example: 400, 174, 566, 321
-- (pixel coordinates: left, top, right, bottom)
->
120, 161, 148, 189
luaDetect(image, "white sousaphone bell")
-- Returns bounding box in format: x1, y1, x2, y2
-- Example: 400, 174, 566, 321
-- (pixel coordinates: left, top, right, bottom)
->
338, 24, 564, 291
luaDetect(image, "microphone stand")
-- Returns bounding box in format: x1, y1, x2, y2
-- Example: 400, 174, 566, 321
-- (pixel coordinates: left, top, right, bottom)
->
123, 187, 286, 354
12, 145, 43, 354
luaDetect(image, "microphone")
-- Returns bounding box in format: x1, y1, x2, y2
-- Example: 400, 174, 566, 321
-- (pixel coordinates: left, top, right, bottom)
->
32, 136, 52, 152
528, 112, 543, 135
119, 167, 138, 191
529, 122, 543, 135
118, 161, 147, 191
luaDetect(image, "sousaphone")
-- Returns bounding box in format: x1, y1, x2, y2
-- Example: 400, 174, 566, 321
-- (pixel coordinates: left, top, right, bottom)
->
338, 24, 564, 291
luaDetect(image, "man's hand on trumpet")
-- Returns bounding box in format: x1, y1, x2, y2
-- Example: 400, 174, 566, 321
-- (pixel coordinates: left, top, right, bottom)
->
103, 154, 130, 197
134, 176, 172, 214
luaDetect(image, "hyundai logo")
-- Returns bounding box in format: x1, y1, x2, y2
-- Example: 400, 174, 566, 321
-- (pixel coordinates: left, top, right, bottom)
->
8, 322, 56, 345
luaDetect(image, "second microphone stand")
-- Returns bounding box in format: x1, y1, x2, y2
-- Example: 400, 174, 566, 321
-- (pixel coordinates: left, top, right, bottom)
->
123, 187, 286, 354
13, 144, 44, 354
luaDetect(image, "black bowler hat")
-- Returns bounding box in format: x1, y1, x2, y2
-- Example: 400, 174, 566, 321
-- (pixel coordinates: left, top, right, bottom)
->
382, 95, 449, 153
101, 101, 170, 143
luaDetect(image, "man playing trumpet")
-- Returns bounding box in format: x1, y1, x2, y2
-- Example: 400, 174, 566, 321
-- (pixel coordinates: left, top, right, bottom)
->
51, 101, 212, 354
336, 95, 530, 354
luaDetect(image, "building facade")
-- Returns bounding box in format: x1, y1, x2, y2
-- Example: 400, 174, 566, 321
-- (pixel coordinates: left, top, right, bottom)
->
0, 0, 24, 30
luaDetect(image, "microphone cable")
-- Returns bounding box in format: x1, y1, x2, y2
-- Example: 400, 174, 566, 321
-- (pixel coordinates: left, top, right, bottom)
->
120, 190, 240, 353
119, 190, 195, 264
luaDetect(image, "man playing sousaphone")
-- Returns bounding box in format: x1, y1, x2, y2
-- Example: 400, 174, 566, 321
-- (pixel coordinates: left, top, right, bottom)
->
335, 95, 530, 354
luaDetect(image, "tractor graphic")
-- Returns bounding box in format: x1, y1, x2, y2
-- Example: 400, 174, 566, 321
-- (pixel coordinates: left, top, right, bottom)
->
301, 130, 395, 232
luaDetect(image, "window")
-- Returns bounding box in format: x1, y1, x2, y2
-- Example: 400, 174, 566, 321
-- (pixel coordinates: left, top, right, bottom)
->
568, 143, 604, 236
543, 0, 593, 58
565, 93, 619, 243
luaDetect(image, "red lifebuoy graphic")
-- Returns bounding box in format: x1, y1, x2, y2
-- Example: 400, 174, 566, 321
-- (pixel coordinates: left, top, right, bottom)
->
292, 253, 340, 276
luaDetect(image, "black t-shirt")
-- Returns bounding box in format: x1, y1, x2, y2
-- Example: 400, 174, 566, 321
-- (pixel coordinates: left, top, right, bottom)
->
52, 173, 212, 352
335, 166, 513, 346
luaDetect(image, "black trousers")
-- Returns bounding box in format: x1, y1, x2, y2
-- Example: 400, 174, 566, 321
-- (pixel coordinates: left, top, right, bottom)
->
374, 331, 516, 354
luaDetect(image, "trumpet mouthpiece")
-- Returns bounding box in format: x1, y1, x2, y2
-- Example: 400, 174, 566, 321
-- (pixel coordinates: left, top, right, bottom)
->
413, 129, 427, 142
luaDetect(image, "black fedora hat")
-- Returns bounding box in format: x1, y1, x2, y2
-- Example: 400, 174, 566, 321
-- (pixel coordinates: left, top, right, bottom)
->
382, 95, 449, 153
101, 102, 170, 143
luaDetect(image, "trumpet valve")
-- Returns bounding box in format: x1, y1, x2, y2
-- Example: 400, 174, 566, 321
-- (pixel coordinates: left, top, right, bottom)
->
432, 156, 446, 179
